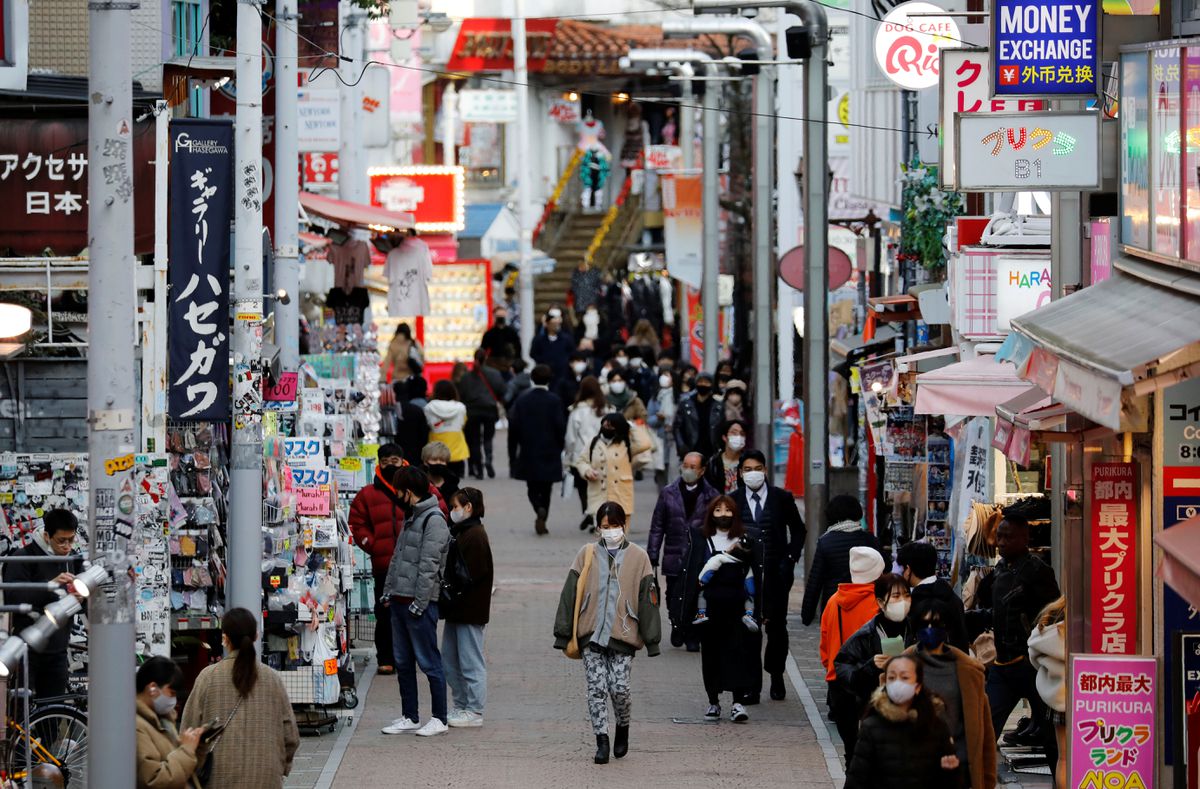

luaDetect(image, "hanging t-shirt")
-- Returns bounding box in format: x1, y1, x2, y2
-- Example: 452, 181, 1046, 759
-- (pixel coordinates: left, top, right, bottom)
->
325, 286, 370, 326
327, 240, 371, 291
384, 237, 433, 317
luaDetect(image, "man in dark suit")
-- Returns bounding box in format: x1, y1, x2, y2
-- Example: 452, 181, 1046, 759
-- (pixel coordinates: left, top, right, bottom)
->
508, 364, 567, 535
736, 450, 806, 702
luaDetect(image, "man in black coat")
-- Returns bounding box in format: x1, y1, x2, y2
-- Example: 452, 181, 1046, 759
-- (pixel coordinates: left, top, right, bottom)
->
896, 540, 969, 652
480, 306, 521, 365
736, 450, 806, 702
4, 509, 84, 697
801, 495, 882, 627
672, 372, 720, 459
529, 312, 576, 388
508, 364, 567, 535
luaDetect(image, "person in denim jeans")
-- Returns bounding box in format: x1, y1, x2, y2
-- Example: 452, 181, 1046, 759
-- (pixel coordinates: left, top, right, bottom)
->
441, 488, 494, 728
378, 465, 451, 737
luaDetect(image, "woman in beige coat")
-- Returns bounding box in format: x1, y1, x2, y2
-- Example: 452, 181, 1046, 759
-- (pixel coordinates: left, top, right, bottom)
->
136, 657, 202, 789
181, 608, 300, 789
575, 413, 652, 526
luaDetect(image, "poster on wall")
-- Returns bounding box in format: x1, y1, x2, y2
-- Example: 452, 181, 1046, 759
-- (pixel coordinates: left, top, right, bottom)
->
1089, 462, 1138, 655
1069, 654, 1156, 789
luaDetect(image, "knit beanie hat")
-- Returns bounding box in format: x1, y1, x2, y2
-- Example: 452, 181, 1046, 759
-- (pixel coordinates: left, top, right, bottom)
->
849, 546, 885, 584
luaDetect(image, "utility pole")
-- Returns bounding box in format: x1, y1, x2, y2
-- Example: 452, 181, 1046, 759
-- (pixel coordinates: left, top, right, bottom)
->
87, 0, 138, 783
513, 1, 535, 362
229, 0, 265, 622
274, 0, 300, 371
338, 0, 367, 204
442, 83, 457, 166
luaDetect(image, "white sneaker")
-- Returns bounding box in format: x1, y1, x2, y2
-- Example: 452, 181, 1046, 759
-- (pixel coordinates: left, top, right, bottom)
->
381, 717, 421, 735
730, 703, 749, 723
448, 711, 483, 728
415, 718, 449, 737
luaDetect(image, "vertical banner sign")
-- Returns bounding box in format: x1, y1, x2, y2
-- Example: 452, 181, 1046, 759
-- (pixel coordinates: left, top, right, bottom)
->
992, 0, 1100, 97
1089, 462, 1138, 654
1164, 377, 1200, 764
661, 172, 703, 289
1177, 632, 1200, 788
1070, 655, 1157, 789
168, 119, 234, 420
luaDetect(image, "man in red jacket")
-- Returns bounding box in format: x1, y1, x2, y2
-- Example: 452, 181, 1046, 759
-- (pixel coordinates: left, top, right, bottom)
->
350, 443, 447, 673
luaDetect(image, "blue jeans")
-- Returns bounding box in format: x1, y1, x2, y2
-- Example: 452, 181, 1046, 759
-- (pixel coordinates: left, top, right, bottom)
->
391, 602, 448, 723
442, 622, 487, 714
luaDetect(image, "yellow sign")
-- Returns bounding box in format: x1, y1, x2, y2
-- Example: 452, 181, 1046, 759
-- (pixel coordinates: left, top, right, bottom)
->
339, 457, 364, 472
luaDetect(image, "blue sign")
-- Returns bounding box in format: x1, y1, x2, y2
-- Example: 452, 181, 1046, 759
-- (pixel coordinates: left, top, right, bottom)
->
992, 0, 1100, 97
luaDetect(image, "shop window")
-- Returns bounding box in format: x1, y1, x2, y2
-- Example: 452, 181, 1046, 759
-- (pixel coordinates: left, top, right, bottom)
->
1177, 0, 1200, 35
460, 122, 503, 187
172, 0, 204, 115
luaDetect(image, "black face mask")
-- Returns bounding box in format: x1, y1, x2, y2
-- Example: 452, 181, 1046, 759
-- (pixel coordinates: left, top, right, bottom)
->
696, 386, 713, 396
600, 429, 616, 440
917, 625, 948, 650
425, 463, 447, 477
711, 515, 734, 530
494, 317, 506, 327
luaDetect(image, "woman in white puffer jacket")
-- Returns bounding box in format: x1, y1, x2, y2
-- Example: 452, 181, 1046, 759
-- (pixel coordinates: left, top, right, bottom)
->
1028, 596, 1066, 789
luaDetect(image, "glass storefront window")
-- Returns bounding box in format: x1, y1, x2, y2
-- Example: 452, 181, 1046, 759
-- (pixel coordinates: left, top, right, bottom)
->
1122, 52, 1152, 251
1153, 47, 1182, 258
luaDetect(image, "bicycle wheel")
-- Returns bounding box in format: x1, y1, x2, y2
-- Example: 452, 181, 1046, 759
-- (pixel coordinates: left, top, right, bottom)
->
6, 704, 88, 788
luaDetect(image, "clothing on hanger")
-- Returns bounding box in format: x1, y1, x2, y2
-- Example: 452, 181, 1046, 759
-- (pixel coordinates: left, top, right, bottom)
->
327, 239, 371, 292
384, 236, 434, 316
325, 286, 370, 325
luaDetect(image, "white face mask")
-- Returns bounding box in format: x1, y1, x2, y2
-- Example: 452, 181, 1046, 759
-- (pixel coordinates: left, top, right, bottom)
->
659, 374, 672, 388
584, 311, 600, 327
608, 381, 627, 394
629, 358, 643, 369
152, 689, 177, 717
614, 357, 628, 368
883, 599, 910, 623
680, 468, 701, 485
742, 470, 766, 490
571, 361, 588, 375
727, 435, 746, 451
885, 680, 917, 705
450, 508, 469, 524
600, 528, 625, 548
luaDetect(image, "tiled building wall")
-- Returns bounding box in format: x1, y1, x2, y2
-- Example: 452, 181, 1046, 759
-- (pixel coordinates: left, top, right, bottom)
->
28, 0, 165, 91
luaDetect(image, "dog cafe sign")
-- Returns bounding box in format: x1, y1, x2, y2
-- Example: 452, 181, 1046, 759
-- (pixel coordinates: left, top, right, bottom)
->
874, 1, 963, 90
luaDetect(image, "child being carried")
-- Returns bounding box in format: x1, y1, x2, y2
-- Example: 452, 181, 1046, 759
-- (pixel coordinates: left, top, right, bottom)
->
693, 538, 758, 633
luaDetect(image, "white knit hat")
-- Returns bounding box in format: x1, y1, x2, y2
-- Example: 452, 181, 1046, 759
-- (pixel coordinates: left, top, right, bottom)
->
849, 546, 885, 584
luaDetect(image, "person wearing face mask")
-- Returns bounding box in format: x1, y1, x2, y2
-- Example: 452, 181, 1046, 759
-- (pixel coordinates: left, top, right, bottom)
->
801, 495, 882, 628
832, 574, 914, 766
904, 602, 995, 789
819, 546, 887, 722
566, 377, 614, 531
420, 441, 460, 501
508, 364, 568, 536
604, 368, 643, 415
440, 488, 494, 729
647, 368, 678, 489
530, 310, 577, 388
737, 450, 807, 702
480, 306, 520, 367
721, 380, 748, 423
845, 655, 961, 789
553, 503, 661, 764
575, 413, 652, 527
623, 348, 657, 404
897, 540, 970, 652
648, 452, 718, 649
677, 496, 763, 722
705, 419, 749, 493
673, 371, 720, 460
623, 397, 663, 487
678, 365, 698, 395
557, 351, 592, 410
136, 657, 204, 789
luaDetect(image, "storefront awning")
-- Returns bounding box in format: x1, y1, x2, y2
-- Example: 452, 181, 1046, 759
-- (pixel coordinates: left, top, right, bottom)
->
299, 192, 414, 233
914, 355, 1038, 417
1156, 515, 1200, 613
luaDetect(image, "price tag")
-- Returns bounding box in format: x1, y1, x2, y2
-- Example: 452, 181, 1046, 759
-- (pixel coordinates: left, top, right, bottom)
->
338, 457, 363, 472
323, 657, 338, 676
296, 485, 331, 516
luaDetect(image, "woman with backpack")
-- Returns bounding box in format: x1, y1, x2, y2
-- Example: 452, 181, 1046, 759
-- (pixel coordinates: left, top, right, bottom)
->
574, 413, 652, 527
455, 350, 505, 480
440, 488, 494, 729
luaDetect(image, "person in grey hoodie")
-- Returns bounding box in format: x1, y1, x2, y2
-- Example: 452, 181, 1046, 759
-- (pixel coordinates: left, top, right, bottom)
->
379, 465, 452, 738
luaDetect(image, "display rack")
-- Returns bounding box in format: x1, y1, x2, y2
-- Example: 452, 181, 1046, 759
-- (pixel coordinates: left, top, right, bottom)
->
923, 431, 953, 580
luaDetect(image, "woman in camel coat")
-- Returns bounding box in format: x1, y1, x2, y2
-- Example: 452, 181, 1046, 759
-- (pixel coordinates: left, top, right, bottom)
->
575, 413, 652, 525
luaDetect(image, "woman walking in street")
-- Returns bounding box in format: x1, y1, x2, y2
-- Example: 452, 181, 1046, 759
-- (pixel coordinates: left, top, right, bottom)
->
424, 379, 470, 478
678, 496, 763, 724
648, 367, 677, 489
441, 487, 494, 729
575, 412, 652, 527
136, 657, 203, 789
704, 419, 748, 493
455, 350, 505, 479
566, 376, 612, 531
181, 608, 300, 789
845, 655, 962, 789
553, 502, 661, 764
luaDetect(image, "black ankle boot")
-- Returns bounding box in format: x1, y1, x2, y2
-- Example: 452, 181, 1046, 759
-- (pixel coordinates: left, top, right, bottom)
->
594, 734, 610, 764
613, 725, 629, 758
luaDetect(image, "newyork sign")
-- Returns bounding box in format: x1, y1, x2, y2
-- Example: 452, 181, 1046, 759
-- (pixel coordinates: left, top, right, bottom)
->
955, 111, 1101, 191
993, 0, 1101, 97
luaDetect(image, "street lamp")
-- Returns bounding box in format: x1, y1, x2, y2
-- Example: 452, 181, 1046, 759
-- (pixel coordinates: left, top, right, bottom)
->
0, 636, 27, 678
0, 304, 32, 339
43, 595, 82, 629
71, 564, 111, 599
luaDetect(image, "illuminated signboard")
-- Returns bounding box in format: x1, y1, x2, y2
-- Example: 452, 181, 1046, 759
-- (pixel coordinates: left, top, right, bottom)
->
955, 111, 1101, 191
368, 166, 465, 233
445, 18, 558, 73
992, 0, 1100, 97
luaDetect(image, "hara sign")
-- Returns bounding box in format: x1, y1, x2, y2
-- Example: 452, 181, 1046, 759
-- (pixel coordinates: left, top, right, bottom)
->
873, 1, 962, 90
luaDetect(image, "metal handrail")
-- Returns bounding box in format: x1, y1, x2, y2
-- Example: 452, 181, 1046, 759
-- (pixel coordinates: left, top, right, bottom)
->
584, 174, 634, 265
533, 148, 584, 245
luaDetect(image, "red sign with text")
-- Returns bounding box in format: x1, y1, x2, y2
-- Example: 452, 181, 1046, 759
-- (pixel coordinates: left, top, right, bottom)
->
369, 167, 464, 232
445, 18, 558, 72
1089, 462, 1138, 654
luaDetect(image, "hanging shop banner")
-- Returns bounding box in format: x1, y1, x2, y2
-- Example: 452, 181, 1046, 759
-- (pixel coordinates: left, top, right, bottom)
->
167, 119, 233, 421
873, 1, 963, 90
992, 0, 1100, 98
368, 165, 465, 233
1089, 462, 1138, 654
1175, 632, 1200, 787
458, 89, 518, 123
955, 111, 1101, 191
662, 172, 702, 289
1069, 654, 1157, 789
1091, 218, 1113, 284
939, 49, 1045, 190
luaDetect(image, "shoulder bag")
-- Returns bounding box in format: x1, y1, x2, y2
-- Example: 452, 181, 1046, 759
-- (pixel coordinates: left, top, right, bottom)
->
197, 694, 244, 787
564, 545, 596, 660
439, 534, 474, 606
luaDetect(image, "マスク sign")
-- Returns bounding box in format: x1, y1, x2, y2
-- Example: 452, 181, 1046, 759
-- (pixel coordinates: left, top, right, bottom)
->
993, 0, 1100, 97
873, 1, 962, 90
955, 111, 1101, 191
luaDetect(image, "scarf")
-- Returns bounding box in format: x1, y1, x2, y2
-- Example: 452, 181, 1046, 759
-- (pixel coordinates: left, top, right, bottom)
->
827, 519, 862, 534
606, 388, 633, 411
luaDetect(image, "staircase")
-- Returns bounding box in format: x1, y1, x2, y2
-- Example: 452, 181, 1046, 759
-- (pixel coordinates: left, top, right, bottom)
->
536, 212, 606, 318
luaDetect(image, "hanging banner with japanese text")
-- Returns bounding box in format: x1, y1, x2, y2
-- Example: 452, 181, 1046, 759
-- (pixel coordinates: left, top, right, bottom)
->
1090, 462, 1138, 654
168, 119, 233, 420
1070, 654, 1156, 788
992, 0, 1100, 97
662, 171, 702, 289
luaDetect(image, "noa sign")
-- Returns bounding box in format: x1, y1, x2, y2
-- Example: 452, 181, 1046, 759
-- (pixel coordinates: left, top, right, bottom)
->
873, 1, 963, 90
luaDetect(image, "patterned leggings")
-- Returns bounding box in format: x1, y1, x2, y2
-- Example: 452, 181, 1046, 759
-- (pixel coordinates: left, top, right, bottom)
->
582, 645, 632, 735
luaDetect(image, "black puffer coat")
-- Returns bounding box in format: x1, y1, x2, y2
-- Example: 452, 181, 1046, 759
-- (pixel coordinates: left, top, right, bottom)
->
800, 527, 883, 626
833, 615, 909, 709
845, 687, 961, 789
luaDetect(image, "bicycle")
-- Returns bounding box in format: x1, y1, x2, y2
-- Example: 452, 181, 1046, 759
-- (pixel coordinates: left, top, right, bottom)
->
2, 690, 88, 787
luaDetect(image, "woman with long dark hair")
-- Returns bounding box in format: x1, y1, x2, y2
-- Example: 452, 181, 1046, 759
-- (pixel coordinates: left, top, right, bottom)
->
676, 495, 763, 723
574, 412, 652, 525
181, 608, 299, 788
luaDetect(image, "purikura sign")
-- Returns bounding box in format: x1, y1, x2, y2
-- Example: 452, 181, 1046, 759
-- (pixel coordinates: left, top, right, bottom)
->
874, 1, 963, 90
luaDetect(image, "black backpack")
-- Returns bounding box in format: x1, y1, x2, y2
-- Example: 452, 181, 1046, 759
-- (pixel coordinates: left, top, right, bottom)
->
439, 532, 474, 606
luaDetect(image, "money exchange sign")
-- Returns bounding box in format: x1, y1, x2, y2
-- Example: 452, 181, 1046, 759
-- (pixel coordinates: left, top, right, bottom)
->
993, 0, 1100, 97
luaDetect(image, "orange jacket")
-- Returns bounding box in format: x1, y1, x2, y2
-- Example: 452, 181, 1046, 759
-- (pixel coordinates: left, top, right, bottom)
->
819, 582, 879, 681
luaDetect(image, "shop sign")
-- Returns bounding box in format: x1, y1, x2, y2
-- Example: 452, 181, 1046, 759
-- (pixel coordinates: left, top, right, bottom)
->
368, 165, 465, 233
992, 0, 1100, 97
1175, 632, 1200, 785
939, 49, 1044, 190
297, 88, 339, 152
167, 119, 233, 421
873, 1, 962, 90
955, 111, 1101, 191
994, 254, 1052, 330
662, 172, 702, 289
1091, 218, 1113, 284
1069, 654, 1156, 789
0, 119, 155, 255
1089, 462, 1138, 654
303, 152, 338, 188
296, 484, 331, 516
458, 89, 517, 123
645, 145, 682, 171
548, 97, 581, 124
445, 18, 558, 73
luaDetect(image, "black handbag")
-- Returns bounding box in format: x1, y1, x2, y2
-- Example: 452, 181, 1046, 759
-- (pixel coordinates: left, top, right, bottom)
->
438, 537, 474, 606
196, 695, 244, 786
